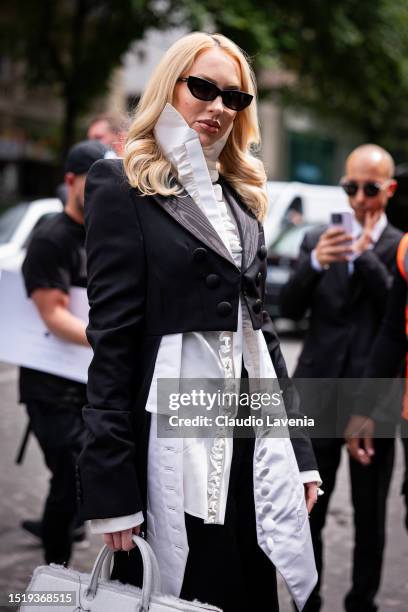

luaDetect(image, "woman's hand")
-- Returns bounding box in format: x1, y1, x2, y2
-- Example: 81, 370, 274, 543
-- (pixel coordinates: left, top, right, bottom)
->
103, 525, 141, 552
304, 482, 319, 514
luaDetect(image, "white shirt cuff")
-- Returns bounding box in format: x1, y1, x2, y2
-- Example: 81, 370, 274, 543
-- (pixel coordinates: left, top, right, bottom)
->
90, 511, 144, 534
310, 249, 323, 271
300, 470, 322, 487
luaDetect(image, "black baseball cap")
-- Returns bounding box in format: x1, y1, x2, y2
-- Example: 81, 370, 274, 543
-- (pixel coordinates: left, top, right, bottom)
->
65, 139, 109, 175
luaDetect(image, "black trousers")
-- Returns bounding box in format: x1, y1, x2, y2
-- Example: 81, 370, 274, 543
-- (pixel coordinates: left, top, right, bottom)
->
303, 438, 395, 612
112, 436, 279, 612
26, 401, 85, 565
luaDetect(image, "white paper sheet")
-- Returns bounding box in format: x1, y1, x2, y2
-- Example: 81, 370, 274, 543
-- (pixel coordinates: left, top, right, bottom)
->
0, 269, 92, 382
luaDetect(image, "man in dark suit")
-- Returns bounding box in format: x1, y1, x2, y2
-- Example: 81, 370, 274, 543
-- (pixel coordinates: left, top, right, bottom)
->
280, 144, 402, 612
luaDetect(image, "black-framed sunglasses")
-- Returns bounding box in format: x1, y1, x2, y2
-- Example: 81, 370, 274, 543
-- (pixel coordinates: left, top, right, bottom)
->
340, 180, 390, 198
178, 75, 253, 111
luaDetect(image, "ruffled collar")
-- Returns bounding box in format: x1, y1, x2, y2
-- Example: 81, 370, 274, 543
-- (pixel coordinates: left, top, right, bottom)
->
153, 103, 231, 193
154, 103, 238, 261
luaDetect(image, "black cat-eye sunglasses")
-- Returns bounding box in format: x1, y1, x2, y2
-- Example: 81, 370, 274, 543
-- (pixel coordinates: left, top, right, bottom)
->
177, 75, 253, 111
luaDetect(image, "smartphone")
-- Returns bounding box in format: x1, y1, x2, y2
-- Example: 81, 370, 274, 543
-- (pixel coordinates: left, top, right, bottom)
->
330, 211, 353, 235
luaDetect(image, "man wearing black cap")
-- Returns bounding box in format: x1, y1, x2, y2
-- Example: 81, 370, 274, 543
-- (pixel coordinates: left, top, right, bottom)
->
19, 140, 108, 565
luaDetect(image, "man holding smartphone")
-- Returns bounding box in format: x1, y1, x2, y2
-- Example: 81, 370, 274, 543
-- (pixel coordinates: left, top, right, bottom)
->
280, 144, 401, 612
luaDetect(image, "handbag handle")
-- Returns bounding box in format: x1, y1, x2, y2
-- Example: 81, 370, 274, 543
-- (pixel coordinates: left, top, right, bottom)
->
99, 536, 161, 589
85, 535, 161, 611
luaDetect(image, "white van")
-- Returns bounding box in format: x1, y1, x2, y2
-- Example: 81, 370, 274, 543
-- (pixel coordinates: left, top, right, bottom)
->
264, 181, 349, 247
0, 199, 63, 271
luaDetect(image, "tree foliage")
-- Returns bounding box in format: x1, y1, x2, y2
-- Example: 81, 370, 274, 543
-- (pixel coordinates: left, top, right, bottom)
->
1, 0, 177, 154
182, 0, 408, 156
3, 0, 408, 157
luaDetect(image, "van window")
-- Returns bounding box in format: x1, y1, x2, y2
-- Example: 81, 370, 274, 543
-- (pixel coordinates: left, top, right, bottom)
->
269, 224, 316, 259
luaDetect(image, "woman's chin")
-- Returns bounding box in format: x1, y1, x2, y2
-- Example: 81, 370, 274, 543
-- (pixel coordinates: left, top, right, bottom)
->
197, 132, 220, 148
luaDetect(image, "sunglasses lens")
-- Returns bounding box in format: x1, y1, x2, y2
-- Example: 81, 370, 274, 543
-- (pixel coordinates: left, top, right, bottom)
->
341, 181, 382, 197
342, 182, 358, 196
363, 183, 380, 197
222, 91, 253, 111
187, 77, 217, 101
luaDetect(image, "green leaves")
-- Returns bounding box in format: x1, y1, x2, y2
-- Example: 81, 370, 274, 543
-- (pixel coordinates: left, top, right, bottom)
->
183, 0, 408, 152
3, 0, 408, 155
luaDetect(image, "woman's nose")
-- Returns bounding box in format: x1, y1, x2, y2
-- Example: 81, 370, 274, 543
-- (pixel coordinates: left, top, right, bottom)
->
208, 94, 224, 113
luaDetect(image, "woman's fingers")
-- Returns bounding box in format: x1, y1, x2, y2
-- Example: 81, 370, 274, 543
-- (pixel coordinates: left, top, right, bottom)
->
304, 483, 318, 514
103, 532, 115, 549
112, 531, 122, 550
103, 528, 137, 551
306, 493, 317, 514
121, 528, 136, 551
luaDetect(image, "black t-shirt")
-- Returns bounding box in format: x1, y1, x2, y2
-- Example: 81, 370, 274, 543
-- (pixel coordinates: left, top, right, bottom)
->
19, 212, 87, 406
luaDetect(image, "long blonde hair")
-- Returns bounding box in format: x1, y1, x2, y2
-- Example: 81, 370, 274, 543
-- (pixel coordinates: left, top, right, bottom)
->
124, 32, 268, 220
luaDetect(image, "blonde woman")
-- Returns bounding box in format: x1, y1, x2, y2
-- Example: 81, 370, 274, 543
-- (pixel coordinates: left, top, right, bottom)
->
78, 32, 320, 611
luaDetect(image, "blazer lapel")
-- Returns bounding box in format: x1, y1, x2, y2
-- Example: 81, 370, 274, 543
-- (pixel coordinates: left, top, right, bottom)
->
150, 179, 260, 272
220, 178, 260, 271
150, 190, 236, 267
373, 224, 393, 259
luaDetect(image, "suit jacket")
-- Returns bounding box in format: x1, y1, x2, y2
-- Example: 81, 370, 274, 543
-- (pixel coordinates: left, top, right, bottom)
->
77, 158, 317, 521
280, 223, 403, 380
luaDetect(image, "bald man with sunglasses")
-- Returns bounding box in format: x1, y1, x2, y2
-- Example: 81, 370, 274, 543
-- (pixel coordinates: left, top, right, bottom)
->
280, 144, 402, 612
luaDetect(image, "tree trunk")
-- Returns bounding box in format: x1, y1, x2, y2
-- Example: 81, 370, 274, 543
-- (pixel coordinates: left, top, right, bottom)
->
61, 91, 78, 162
60, 0, 87, 162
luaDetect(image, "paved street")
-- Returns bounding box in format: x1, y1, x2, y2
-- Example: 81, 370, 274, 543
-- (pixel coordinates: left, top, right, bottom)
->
0, 337, 407, 611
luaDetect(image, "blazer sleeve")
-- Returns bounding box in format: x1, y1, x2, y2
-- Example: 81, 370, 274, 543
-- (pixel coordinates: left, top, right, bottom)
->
261, 310, 318, 473
279, 229, 324, 320
77, 159, 146, 521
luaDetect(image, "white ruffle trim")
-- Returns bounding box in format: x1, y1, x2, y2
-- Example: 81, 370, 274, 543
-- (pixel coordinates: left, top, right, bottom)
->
169, 139, 245, 524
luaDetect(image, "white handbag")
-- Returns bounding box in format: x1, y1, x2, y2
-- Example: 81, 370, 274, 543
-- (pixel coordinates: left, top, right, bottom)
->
20, 535, 222, 611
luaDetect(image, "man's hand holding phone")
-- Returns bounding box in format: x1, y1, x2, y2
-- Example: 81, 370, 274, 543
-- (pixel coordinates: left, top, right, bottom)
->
315, 217, 354, 268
